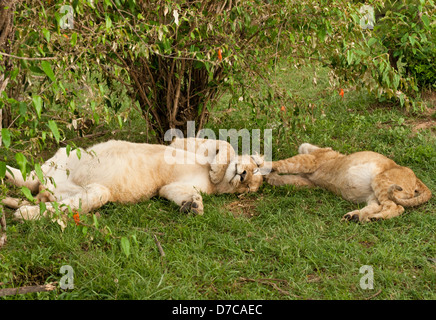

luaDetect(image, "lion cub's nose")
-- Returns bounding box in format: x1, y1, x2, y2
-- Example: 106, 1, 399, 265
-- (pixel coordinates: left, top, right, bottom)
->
240, 170, 247, 181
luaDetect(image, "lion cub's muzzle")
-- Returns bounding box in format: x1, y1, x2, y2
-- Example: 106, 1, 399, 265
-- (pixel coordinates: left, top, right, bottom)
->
239, 170, 247, 181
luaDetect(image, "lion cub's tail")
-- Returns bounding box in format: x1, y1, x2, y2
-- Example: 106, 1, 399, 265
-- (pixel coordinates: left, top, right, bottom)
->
388, 180, 432, 207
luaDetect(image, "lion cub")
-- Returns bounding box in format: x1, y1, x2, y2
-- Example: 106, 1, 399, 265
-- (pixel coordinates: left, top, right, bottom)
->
2, 138, 264, 222
265, 143, 431, 222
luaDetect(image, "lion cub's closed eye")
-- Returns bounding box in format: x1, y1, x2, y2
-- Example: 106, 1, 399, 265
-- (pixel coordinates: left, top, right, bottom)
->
266, 143, 431, 222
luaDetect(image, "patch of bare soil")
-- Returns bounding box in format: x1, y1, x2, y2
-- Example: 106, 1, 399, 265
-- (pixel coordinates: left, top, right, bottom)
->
407, 91, 436, 136
410, 120, 436, 134
225, 196, 259, 218
422, 90, 436, 109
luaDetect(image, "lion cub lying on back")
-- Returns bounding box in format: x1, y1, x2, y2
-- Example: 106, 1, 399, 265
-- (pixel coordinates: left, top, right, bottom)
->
3, 138, 264, 221
266, 143, 431, 222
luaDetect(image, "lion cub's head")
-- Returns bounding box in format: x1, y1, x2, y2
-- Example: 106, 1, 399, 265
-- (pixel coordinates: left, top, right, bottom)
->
215, 154, 264, 194
169, 137, 265, 194
387, 167, 432, 207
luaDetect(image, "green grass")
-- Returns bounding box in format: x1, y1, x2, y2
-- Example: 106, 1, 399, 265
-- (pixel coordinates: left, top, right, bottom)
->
1, 64, 435, 300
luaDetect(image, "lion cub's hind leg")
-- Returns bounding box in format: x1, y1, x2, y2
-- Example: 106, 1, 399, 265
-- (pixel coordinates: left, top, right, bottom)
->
159, 183, 204, 215
343, 172, 405, 222
298, 143, 321, 154
369, 172, 405, 221
5, 165, 40, 193
1, 197, 32, 209
342, 196, 382, 222
13, 183, 112, 221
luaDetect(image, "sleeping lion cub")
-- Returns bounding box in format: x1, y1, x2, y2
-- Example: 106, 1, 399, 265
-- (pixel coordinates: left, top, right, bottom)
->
265, 143, 431, 222
2, 138, 264, 222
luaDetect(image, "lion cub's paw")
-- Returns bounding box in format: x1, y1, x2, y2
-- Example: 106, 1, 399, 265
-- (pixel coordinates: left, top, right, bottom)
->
13, 205, 41, 220
265, 172, 285, 186
180, 195, 204, 215
342, 210, 362, 223
209, 166, 224, 184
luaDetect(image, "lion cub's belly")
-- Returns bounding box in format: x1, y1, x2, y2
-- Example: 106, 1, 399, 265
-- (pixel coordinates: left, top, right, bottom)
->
310, 162, 379, 203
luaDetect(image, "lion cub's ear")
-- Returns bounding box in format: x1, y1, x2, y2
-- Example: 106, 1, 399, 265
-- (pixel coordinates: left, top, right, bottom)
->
251, 154, 264, 166
251, 154, 267, 176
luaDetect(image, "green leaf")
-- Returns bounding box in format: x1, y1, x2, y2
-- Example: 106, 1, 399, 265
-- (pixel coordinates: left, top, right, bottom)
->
34, 163, 44, 183
105, 15, 112, 31
41, 61, 56, 82
317, 28, 326, 42
92, 214, 99, 229
421, 15, 430, 28
15, 153, 28, 179
32, 95, 43, 118
367, 37, 377, 47
71, 32, 78, 46
42, 28, 50, 43
19, 102, 27, 116
39, 202, 47, 216
21, 186, 35, 202
48, 120, 61, 143
0, 161, 6, 179
121, 237, 130, 257
347, 50, 354, 65
1, 128, 11, 148
117, 115, 123, 129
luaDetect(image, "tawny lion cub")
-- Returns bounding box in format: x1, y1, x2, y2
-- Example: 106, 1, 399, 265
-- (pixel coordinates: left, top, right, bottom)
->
2, 138, 264, 221
265, 143, 431, 222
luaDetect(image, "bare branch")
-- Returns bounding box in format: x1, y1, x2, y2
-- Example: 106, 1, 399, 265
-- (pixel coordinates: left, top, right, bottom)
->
0, 206, 7, 248
0, 282, 57, 297
0, 51, 56, 60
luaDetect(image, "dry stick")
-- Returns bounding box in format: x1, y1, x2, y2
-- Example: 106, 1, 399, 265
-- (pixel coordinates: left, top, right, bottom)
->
239, 277, 306, 299
126, 59, 163, 132
0, 51, 56, 61
197, 94, 211, 133
153, 234, 165, 257
142, 61, 158, 142
171, 59, 185, 127
0, 206, 6, 248
365, 289, 382, 300
186, 64, 192, 112
0, 282, 57, 297
166, 59, 176, 123
274, 22, 283, 72
59, 128, 129, 146
0, 2, 13, 45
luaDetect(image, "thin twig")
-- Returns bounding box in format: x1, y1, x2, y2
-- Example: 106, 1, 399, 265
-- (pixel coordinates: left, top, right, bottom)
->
0, 51, 56, 60
171, 59, 185, 127
365, 289, 382, 300
274, 22, 283, 72
59, 129, 129, 145
153, 234, 165, 257
238, 277, 307, 299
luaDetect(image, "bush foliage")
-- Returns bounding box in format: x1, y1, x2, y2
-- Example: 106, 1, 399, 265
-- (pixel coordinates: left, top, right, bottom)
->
0, 0, 434, 182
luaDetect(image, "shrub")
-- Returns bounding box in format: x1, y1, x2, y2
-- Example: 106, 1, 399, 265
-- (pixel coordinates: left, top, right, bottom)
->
53, 0, 288, 140
375, 0, 436, 89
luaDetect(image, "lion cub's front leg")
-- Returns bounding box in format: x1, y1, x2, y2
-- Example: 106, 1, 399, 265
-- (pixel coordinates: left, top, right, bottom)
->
159, 183, 204, 215
270, 154, 317, 174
